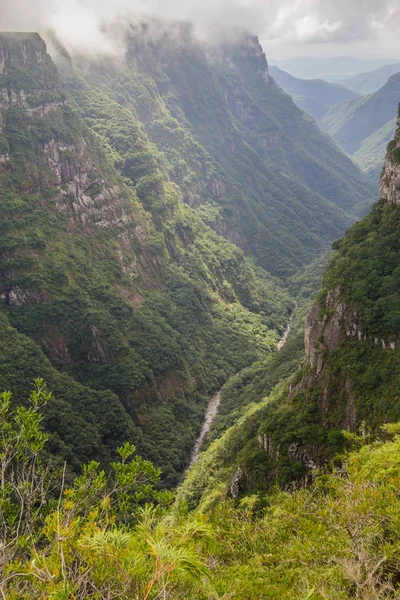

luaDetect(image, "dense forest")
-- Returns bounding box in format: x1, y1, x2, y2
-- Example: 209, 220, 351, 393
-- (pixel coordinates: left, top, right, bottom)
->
2, 380, 400, 599
179, 110, 400, 510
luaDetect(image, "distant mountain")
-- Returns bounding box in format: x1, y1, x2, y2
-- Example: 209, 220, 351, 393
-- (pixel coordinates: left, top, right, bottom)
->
277, 56, 391, 81
321, 73, 400, 174
270, 65, 358, 121
341, 63, 400, 95
352, 118, 397, 179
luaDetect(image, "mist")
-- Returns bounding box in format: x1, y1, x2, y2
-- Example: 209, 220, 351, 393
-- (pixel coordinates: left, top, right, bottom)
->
0, 0, 399, 58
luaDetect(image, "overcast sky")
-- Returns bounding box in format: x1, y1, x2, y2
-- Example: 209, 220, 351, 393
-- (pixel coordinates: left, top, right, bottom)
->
0, 0, 399, 59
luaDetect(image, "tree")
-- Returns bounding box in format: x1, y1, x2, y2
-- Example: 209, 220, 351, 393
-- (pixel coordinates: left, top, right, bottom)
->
0, 381, 213, 599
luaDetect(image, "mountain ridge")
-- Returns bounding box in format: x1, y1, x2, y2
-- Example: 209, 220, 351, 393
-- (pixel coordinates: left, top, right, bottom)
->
321, 73, 400, 155
339, 61, 400, 94
270, 64, 358, 121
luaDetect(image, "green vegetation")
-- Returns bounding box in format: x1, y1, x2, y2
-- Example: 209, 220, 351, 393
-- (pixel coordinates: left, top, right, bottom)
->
1, 30, 400, 600
324, 200, 400, 338
321, 74, 400, 173
179, 154, 400, 503
0, 30, 375, 490
0, 381, 213, 599
353, 118, 396, 177
270, 64, 358, 121
3, 381, 400, 599
207, 331, 304, 446
205, 424, 400, 599
194, 251, 331, 482
0, 33, 295, 486
68, 29, 372, 278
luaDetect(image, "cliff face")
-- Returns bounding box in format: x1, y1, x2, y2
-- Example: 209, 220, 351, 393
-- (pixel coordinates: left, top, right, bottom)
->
0, 30, 385, 488
181, 112, 400, 504
298, 111, 400, 441
0, 33, 61, 109
380, 110, 400, 205
305, 110, 400, 379
0, 33, 145, 234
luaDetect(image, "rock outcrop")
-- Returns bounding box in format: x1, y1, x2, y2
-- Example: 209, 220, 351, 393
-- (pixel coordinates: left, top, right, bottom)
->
298, 112, 400, 436
380, 107, 400, 205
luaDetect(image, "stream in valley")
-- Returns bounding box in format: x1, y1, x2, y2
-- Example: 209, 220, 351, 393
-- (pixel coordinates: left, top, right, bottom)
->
277, 320, 291, 350
190, 391, 221, 466
190, 319, 292, 465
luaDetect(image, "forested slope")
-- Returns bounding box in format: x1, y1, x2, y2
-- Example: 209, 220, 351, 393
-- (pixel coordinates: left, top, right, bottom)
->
180, 109, 400, 506
0, 32, 291, 485
70, 28, 373, 276
3, 381, 400, 599
0, 28, 374, 485
2, 28, 400, 600
322, 73, 400, 156
270, 65, 358, 121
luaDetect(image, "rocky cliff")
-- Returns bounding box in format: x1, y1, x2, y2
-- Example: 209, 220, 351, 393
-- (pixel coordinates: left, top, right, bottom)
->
380, 108, 400, 204
287, 109, 400, 464
304, 108, 400, 406
0, 29, 381, 487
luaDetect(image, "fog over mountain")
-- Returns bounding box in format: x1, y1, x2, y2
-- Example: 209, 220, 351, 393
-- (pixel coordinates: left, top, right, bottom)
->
0, 0, 399, 58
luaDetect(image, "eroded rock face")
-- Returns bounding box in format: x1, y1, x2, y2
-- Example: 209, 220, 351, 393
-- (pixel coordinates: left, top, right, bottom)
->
305, 287, 359, 372
230, 466, 244, 499
0, 34, 150, 260
0, 287, 49, 306
258, 434, 279, 459
300, 116, 400, 442
0, 33, 63, 115
0, 32, 158, 382
380, 115, 400, 205
305, 283, 398, 380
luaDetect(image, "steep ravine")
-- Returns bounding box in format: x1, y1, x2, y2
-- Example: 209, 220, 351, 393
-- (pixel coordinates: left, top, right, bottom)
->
0, 32, 294, 485
277, 319, 292, 350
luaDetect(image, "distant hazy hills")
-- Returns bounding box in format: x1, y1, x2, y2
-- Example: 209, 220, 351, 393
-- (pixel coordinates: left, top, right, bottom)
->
321, 73, 400, 176
340, 62, 400, 94
321, 73, 400, 153
352, 118, 397, 178
272, 59, 400, 179
276, 56, 392, 82
270, 65, 358, 120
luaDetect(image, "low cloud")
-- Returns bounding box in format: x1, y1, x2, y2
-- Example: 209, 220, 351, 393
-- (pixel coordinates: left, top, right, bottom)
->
0, 0, 399, 56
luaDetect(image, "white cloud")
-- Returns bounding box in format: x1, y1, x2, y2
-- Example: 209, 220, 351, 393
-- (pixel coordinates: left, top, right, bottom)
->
0, 0, 399, 56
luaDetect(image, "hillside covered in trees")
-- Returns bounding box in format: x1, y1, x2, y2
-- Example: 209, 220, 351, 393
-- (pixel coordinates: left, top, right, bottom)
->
321, 74, 400, 177
1, 19, 400, 600
0, 30, 374, 486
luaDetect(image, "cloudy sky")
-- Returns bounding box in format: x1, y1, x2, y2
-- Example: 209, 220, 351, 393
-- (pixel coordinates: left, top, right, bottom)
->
0, 0, 399, 59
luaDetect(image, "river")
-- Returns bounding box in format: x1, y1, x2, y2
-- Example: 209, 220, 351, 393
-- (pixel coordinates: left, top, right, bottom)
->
190, 319, 292, 466
190, 391, 221, 466
277, 320, 291, 350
